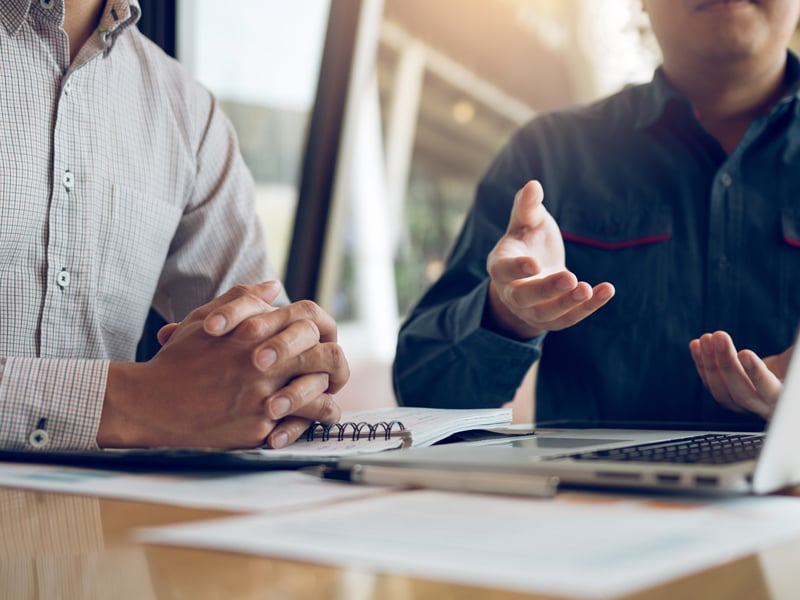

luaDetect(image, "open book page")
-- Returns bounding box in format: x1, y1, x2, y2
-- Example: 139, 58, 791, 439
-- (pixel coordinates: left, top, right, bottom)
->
259, 407, 513, 458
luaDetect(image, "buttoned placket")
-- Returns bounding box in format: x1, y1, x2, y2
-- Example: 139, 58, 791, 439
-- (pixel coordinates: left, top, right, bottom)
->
40, 51, 80, 354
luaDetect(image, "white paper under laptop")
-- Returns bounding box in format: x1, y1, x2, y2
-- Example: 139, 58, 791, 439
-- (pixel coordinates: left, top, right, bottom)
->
341, 340, 800, 495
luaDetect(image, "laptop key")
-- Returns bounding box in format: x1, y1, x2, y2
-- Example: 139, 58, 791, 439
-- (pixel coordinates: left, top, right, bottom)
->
572, 433, 764, 465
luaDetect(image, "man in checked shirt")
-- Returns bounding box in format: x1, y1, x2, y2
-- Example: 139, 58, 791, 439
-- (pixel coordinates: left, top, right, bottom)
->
0, 0, 348, 450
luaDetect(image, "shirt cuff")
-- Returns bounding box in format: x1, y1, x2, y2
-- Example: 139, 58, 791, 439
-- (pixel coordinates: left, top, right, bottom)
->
0, 358, 109, 450
455, 278, 546, 353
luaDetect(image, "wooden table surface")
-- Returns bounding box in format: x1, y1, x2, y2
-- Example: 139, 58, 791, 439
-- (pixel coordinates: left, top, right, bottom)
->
2, 485, 800, 600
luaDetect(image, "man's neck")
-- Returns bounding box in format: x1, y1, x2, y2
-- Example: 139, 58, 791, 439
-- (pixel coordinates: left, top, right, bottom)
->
63, 0, 105, 63
663, 53, 788, 154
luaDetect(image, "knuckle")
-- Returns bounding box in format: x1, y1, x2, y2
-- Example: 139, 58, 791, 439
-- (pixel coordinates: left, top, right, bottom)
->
229, 283, 252, 299
326, 343, 348, 371
260, 337, 291, 366
298, 318, 321, 342
296, 300, 329, 327
296, 299, 319, 318
315, 394, 340, 424
237, 316, 271, 340
186, 304, 208, 322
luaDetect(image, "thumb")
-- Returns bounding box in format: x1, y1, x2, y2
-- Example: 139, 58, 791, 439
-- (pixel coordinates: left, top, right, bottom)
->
156, 322, 180, 346
253, 280, 285, 305
507, 180, 546, 239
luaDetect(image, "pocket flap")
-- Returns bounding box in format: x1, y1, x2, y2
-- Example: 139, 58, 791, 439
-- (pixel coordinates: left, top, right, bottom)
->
560, 205, 672, 250
782, 210, 800, 248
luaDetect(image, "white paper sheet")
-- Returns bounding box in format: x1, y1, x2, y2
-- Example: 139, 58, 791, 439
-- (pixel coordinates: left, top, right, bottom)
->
0, 462, 387, 513
138, 490, 800, 598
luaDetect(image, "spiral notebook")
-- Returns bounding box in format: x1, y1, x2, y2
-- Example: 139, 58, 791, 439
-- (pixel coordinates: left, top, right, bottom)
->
259, 406, 514, 458
0, 407, 513, 471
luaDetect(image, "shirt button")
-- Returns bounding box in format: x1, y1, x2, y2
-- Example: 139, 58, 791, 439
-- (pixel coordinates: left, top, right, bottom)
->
64, 80, 72, 95
719, 172, 733, 187
39, 0, 54, 9
717, 256, 730, 270
57, 269, 71, 288
62, 170, 74, 191
29, 428, 50, 448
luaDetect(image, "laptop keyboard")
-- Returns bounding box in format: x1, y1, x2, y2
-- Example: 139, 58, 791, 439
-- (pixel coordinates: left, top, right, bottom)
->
570, 433, 764, 465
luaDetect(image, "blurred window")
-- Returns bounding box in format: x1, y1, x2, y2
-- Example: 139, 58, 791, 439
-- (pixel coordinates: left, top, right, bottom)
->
177, 0, 331, 276
322, 0, 658, 366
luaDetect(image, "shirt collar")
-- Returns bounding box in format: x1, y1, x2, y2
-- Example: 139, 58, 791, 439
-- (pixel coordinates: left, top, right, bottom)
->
635, 50, 800, 130
0, 0, 140, 49
0, 0, 34, 34
98, 0, 141, 51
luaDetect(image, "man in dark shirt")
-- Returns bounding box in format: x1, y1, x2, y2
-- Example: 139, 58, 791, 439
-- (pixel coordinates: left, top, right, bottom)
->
394, 0, 799, 426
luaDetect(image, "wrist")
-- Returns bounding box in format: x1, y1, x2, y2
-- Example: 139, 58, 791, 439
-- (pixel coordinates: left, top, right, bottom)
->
484, 283, 543, 341
97, 361, 149, 448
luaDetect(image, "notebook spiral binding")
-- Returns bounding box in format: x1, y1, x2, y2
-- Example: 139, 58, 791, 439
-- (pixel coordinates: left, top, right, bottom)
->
305, 420, 407, 442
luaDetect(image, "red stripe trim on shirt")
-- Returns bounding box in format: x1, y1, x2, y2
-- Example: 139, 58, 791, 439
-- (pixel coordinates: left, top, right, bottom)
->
562, 232, 672, 250
784, 235, 800, 248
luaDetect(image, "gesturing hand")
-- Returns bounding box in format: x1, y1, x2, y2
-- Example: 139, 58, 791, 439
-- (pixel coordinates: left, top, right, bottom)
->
485, 180, 615, 339
689, 331, 793, 419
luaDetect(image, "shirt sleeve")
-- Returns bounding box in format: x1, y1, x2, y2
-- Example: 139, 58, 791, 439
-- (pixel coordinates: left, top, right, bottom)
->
394, 128, 547, 410
0, 358, 108, 450
394, 276, 543, 409
151, 83, 286, 322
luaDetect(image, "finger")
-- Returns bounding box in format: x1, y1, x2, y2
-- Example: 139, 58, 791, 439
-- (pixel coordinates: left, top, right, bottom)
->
493, 269, 576, 311
510, 280, 614, 330
264, 372, 332, 419
204, 281, 283, 335
270, 342, 350, 394
265, 416, 316, 449
537, 282, 616, 331
710, 331, 761, 406
486, 253, 542, 285
688, 338, 709, 387
697, 333, 742, 412
507, 180, 547, 240
232, 300, 338, 345
157, 322, 180, 346
252, 318, 321, 371
739, 350, 782, 418
764, 344, 795, 380
692, 334, 751, 414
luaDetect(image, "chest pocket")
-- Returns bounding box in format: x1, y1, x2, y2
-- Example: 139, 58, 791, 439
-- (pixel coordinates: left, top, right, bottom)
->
559, 204, 673, 327
781, 209, 800, 322
97, 183, 183, 357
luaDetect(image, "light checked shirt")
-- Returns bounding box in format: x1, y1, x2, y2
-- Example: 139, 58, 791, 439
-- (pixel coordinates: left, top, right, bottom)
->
0, 0, 277, 449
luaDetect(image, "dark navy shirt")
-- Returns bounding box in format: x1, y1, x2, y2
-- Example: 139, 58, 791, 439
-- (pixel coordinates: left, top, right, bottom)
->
394, 54, 800, 427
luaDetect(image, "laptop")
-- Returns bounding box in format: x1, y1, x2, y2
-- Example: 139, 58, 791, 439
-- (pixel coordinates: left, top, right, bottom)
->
338, 342, 800, 495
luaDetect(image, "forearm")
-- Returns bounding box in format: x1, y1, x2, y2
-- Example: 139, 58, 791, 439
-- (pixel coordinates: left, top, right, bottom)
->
0, 358, 108, 450
393, 281, 542, 409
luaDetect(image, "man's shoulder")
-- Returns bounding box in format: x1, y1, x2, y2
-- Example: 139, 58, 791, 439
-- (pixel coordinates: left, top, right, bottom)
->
479, 80, 656, 195
522, 80, 653, 137
116, 26, 211, 102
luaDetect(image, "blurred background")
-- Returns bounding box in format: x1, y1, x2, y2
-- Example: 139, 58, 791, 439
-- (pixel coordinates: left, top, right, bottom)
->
166, 0, 800, 417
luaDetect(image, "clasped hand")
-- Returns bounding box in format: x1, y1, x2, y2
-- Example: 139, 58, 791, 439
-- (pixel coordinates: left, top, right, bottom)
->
99, 281, 348, 449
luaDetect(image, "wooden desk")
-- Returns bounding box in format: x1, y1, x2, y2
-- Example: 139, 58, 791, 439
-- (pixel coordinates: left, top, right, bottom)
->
2, 486, 800, 600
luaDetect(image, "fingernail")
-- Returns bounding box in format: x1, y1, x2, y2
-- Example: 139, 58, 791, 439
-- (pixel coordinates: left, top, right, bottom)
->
206, 314, 226, 334
570, 286, 590, 301
556, 277, 574, 292
270, 397, 291, 418
257, 348, 277, 370
270, 431, 289, 449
